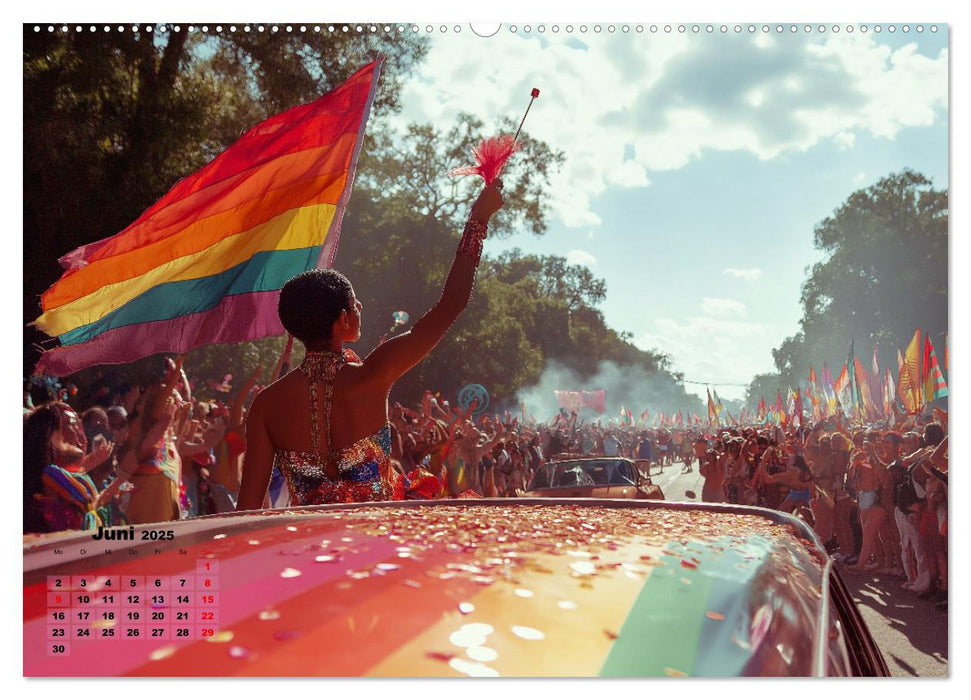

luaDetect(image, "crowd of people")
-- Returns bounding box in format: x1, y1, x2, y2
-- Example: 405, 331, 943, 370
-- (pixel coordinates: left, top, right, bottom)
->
22, 356, 949, 612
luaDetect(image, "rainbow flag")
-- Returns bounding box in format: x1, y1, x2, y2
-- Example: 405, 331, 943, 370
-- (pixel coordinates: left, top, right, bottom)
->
922, 335, 948, 402
33, 59, 384, 376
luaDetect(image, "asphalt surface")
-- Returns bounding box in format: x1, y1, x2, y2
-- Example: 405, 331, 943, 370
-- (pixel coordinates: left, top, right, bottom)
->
647, 458, 948, 677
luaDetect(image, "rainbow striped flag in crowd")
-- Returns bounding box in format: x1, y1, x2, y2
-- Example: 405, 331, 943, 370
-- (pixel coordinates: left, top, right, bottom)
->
33, 59, 384, 376
922, 334, 948, 401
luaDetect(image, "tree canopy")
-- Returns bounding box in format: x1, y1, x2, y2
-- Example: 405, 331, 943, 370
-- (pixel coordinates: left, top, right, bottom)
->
746, 170, 948, 405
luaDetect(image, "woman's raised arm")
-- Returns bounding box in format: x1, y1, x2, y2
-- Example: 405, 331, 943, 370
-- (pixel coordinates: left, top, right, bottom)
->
362, 182, 504, 386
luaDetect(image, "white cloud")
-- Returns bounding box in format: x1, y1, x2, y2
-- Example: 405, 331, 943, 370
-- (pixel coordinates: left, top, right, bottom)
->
722, 267, 763, 282
833, 131, 856, 149
386, 31, 947, 230
566, 249, 598, 267
700, 297, 746, 317
636, 316, 772, 401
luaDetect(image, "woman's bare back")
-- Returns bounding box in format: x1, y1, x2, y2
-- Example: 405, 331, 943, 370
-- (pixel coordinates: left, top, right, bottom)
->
256, 362, 388, 472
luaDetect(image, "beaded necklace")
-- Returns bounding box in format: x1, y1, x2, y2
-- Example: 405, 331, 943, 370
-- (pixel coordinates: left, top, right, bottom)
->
298, 348, 361, 458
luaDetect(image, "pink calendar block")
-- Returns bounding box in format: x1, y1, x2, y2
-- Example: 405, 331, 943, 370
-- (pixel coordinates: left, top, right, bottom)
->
172, 625, 195, 641
72, 591, 96, 607
147, 575, 170, 591
71, 624, 94, 641
95, 624, 120, 641
196, 608, 219, 624
122, 575, 145, 590
72, 608, 95, 624
94, 607, 120, 625
172, 591, 195, 606
147, 626, 171, 641
196, 575, 219, 590
47, 575, 70, 591
46, 626, 69, 642
122, 608, 145, 624
120, 624, 145, 641
46, 641, 70, 657
170, 575, 193, 591
96, 591, 121, 607
196, 558, 219, 574
47, 592, 70, 608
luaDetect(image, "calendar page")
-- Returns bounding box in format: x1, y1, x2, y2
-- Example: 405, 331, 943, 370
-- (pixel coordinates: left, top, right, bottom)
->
22, 13, 949, 679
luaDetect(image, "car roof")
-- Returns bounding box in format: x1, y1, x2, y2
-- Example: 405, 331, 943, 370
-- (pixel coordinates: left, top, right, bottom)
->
24, 500, 835, 677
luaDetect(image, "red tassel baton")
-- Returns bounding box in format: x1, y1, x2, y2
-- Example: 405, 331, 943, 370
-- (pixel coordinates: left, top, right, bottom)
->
448, 88, 540, 186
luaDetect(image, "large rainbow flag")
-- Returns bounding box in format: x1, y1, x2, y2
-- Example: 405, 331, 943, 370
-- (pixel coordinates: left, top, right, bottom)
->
33, 59, 383, 376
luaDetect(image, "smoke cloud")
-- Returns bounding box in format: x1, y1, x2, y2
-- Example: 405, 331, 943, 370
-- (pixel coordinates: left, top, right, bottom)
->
515, 360, 704, 424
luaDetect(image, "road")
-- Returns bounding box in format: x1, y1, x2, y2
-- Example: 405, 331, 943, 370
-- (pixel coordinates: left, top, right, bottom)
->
647, 457, 948, 677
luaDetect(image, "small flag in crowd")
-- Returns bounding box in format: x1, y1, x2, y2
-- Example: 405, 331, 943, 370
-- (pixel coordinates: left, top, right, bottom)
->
821, 363, 838, 417
922, 334, 948, 401
899, 330, 923, 413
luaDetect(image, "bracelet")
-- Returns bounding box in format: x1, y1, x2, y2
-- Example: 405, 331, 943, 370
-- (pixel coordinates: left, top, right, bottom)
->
457, 218, 488, 265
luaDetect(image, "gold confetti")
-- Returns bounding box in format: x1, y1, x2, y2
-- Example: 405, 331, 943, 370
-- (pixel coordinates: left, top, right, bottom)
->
665, 667, 687, 677
149, 645, 177, 661
706, 611, 726, 621
205, 631, 235, 643
258, 610, 281, 621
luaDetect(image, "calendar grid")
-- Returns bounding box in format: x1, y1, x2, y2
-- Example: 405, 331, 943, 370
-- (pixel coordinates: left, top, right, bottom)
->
45, 559, 220, 656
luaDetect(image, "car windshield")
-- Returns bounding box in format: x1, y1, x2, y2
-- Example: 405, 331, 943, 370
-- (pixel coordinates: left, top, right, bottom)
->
527, 460, 636, 490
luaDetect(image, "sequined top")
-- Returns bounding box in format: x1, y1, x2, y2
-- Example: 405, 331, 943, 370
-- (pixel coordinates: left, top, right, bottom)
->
275, 349, 403, 505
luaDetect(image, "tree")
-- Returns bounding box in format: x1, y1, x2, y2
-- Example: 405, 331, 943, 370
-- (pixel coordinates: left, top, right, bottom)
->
753, 170, 947, 400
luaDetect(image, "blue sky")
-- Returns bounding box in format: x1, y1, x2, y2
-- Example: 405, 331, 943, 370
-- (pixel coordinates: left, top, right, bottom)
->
380, 25, 949, 400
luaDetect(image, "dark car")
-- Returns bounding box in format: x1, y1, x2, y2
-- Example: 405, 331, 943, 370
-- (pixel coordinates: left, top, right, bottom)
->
24, 499, 887, 677
524, 458, 664, 500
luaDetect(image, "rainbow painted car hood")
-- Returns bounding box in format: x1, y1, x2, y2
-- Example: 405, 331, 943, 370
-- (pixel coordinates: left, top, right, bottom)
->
24, 499, 853, 677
